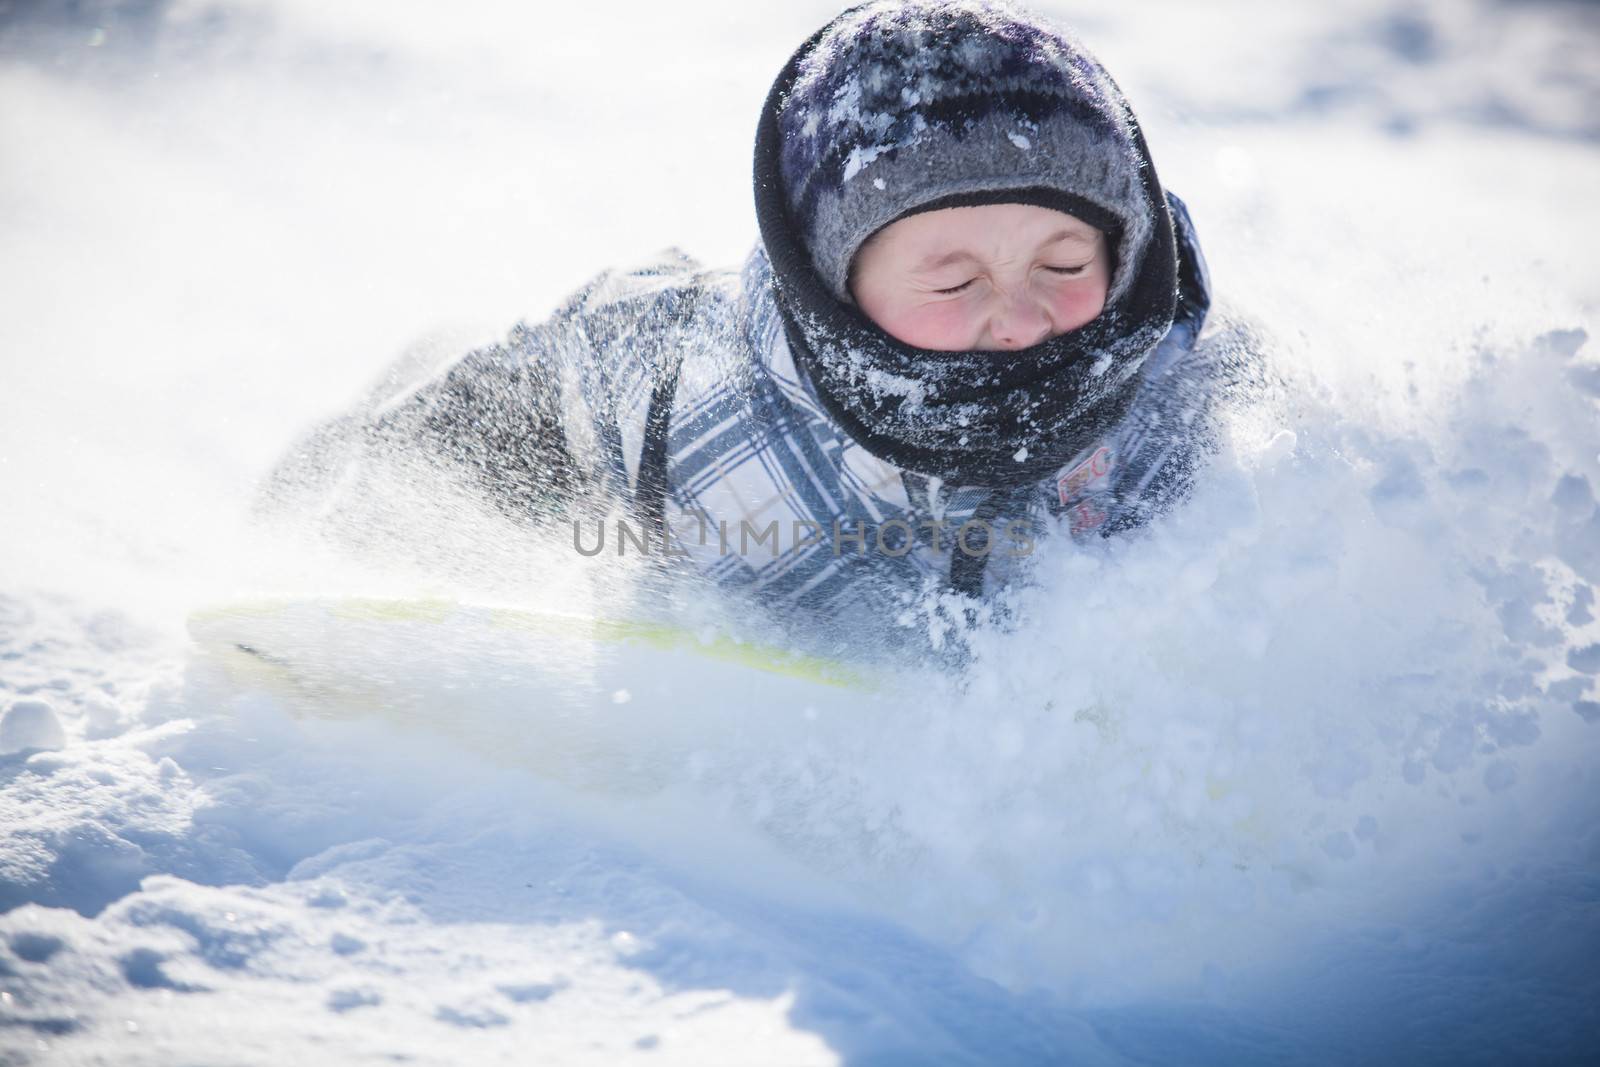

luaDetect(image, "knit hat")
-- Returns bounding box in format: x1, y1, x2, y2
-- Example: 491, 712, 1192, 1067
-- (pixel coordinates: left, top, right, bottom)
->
752, 0, 1178, 490
775, 0, 1156, 306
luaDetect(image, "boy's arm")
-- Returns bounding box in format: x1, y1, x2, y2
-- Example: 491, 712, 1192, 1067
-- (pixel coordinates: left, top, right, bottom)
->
253, 324, 588, 549
1101, 192, 1263, 533
254, 249, 712, 549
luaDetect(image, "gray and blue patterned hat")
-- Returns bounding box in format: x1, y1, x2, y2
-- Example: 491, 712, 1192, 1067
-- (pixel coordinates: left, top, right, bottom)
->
776, 0, 1156, 305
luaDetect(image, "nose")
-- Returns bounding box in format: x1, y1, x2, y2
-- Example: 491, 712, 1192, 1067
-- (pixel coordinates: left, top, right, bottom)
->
987, 291, 1052, 350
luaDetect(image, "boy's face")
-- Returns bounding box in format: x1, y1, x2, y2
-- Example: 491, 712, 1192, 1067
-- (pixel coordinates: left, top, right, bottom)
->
848, 203, 1110, 352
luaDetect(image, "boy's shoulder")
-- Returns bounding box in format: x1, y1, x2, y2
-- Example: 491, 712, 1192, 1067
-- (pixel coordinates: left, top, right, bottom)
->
544, 247, 737, 332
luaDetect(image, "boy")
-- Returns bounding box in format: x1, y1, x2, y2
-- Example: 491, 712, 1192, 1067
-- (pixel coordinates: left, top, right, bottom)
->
263, 0, 1222, 642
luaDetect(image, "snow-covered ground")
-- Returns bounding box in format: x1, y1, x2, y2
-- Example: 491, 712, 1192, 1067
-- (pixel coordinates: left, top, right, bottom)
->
3, 0, 1600, 1063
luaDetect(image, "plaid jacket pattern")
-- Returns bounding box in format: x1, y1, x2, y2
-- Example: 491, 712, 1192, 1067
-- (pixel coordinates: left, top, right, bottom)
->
265, 197, 1221, 630
550, 193, 1218, 619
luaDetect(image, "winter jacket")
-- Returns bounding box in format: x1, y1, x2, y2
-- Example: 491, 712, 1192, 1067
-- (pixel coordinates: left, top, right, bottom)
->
262, 193, 1233, 631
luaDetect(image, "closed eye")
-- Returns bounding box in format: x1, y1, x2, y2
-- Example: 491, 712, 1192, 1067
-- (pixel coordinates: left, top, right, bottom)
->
933, 279, 976, 295
1044, 264, 1087, 276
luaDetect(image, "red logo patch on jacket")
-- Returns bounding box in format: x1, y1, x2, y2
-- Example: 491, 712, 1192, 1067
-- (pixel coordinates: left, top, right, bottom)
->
1057, 446, 1113, 533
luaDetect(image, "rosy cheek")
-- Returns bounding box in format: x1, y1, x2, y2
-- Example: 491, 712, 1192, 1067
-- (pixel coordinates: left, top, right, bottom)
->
876, 300, 979, 351
1047, 278, 1108, 332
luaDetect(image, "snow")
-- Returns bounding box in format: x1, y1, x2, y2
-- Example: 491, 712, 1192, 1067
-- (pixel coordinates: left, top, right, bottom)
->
3, 0, 1600, 1064
0, 701, 65, 755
